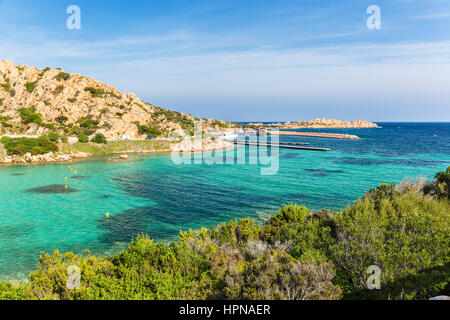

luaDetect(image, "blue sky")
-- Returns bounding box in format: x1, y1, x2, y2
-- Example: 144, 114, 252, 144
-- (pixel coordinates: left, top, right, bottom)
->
1, 0, 449, 121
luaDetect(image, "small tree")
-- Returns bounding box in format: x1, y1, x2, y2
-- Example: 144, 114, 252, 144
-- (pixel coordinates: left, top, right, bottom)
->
77, 134, 89, 143
25, 82, 37, 93
91, 133, 107, 144
55, 116, 68, 125
31, 146, 43, 155
47, 132, 60, 143
60, 135, 68, 143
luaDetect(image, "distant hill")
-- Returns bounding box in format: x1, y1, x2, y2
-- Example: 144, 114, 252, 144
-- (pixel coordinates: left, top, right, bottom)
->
0, 60, 231, 139
248, 118, 380, 129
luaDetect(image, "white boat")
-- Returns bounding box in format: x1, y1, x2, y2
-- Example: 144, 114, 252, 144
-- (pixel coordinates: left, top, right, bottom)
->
220, 132, 239, 141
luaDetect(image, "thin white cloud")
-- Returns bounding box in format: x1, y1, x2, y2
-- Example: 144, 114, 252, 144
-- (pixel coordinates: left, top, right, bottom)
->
409, 12, 450, 20
1, 2, 449, 121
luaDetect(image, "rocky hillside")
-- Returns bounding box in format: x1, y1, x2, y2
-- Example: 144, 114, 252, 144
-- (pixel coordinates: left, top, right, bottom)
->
0, 60, 231, 139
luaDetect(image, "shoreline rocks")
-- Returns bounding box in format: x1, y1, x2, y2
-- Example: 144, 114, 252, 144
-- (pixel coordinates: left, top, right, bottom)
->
0, 151, 90, 165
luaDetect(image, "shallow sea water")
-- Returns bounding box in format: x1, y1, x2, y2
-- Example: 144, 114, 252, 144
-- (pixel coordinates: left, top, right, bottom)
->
1, 122, 449, 279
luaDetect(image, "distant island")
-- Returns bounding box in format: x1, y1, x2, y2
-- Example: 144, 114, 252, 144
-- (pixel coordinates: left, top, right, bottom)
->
247, 118, 380, 129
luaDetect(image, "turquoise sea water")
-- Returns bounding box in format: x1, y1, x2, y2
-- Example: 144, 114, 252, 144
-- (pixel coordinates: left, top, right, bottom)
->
1, 122, 450, 279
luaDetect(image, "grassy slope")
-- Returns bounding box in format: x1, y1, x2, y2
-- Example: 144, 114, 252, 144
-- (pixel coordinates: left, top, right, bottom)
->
60, 140, 170, 155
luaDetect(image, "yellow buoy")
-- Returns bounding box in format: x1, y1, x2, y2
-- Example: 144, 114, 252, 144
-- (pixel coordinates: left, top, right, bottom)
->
65, 185, 68, 189
68, 165, 71, 169
106, 213, 110, 218
74, 171, 78, 174
65, 177, 68, 180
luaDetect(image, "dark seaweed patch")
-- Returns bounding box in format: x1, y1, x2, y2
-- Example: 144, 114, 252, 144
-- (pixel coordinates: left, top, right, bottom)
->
25, 184, 77, 194
304, 169, 346, 176
98, 206, 157, 243
332, 157, 446, 167
69, 176, 88, 180
280, 152, 303, 160
0, 224, 35, 240
11, 173, 25, 176
97, 194, 112, 199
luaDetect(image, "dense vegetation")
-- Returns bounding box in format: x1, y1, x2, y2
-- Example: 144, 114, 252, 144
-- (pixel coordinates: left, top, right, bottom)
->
135, 122, 162, 137
0, 135, 58, 155
0, 167, 449, 300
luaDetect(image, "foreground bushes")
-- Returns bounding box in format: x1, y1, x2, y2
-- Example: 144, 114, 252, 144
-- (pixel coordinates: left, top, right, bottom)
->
332, 191, 449, 299
424, 166, 450, 200
1, 167, 449, 300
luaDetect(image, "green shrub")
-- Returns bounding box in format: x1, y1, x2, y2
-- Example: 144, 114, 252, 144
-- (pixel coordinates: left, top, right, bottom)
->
48, 132, 60, 143
241, 251, 341, 300
0, 83, 10, 92
53, 85, 64, 95
0, 281, 30, 300
75, 115, 99, 135
55, 116, 68, 125
91, 133, 107, 144
424, 166, 450, 200
68, 98, 76, 103
25, 81, 37, 93
68, 126, 83, 136
60, 135, 68, 143
84, 87, 104, 98
54, 72, 70, 81
18, 106, 43, 125
28, 251, 116, 300
31, 146, 43, 155
77, 134, 89, 143
135, 123, 162, 137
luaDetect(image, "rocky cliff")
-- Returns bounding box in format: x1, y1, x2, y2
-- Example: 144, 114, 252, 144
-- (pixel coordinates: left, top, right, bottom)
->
0, 60, 231, 139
